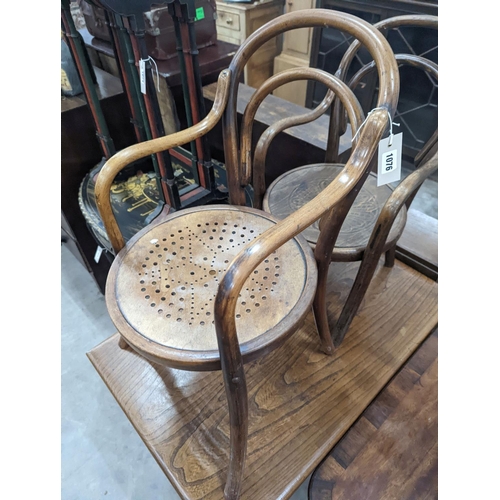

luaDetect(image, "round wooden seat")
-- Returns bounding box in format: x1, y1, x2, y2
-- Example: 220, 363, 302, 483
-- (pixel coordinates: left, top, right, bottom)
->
106, 205, 317, 371
263, 164, 407, 261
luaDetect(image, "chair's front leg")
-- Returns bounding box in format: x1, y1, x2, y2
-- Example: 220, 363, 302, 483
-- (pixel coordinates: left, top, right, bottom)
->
215, 268, 250, 499
219, 352, 248, 500
332, 238, 389, 347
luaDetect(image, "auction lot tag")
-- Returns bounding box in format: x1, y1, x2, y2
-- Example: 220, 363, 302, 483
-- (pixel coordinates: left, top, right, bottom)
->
139, 59, 146, 94
94, 246, 104, 263
377, 132, 402, 186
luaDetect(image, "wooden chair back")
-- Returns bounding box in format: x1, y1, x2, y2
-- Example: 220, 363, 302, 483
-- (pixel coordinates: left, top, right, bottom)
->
222, 9, 400, 207
242, 67, 364, 209
328, 14, 438, 164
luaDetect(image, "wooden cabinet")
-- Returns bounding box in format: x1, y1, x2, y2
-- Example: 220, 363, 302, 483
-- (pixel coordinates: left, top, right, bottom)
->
281, 0, 314, 56
272, 0, 315, 106
215, 0, 285, 88
306, 0, 438, 160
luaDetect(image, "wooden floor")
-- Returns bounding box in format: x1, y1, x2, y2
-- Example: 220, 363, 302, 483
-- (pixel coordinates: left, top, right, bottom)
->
88, 259, 437, 500
309, 329, 438, 500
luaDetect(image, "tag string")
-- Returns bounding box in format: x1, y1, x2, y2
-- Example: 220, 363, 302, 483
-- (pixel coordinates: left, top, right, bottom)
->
140, 56, 161, 93
351, 107, 400, 146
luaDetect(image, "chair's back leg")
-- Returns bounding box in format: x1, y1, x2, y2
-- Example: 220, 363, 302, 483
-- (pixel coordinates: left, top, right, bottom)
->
313, 191, 361, 354
384, 245, 397, 268
332, 242, 387, 347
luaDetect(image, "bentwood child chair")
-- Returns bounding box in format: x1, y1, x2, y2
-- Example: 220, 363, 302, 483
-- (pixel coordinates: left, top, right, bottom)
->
94, 9, 400, 499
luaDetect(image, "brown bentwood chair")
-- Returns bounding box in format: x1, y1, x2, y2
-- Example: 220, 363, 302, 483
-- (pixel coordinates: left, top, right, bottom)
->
94, 10, 400, 499
252, 15, 438, 352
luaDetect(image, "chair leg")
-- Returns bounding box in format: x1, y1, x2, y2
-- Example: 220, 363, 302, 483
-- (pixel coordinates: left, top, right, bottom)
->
312, 256, 335, 355
312, 194, 360, 355
384, 244, 396, 267
222, 367, 248, 500
331, 250, 383, 347
215, 273, 252, 498
118, 336, 129, 349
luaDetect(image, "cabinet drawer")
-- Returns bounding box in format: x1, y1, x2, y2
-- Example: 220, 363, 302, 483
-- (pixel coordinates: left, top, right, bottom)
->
216, 10, 240, 32
216, 31, 241, 45
217, 25, 243, 43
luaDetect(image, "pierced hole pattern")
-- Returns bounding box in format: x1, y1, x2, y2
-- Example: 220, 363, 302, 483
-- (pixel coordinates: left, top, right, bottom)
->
116, 209, 307, 351
137, 225, 281, 320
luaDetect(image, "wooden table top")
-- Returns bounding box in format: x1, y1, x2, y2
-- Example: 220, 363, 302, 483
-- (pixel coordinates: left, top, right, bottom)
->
397, 208, 438, 281
310, 329, 438, 500
88, 258, 437, 499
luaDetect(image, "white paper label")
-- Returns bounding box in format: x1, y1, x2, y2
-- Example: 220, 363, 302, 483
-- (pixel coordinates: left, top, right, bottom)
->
94, 246, 104, 263
377, 132, 402, 187
139, 59, 146, 94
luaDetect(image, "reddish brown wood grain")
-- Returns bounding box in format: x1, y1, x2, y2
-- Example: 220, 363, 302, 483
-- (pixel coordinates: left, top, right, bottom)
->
310, 330, 438, 500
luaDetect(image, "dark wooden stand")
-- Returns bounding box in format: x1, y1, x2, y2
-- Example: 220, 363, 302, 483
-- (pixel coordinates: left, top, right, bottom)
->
81, 27, 239, 132
61, 67, 136, 293
62, 31, 239, 294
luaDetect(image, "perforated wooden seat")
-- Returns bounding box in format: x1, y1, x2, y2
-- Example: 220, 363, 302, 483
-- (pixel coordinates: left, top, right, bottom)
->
106, 205, 317, 370
264, 164, 406, 261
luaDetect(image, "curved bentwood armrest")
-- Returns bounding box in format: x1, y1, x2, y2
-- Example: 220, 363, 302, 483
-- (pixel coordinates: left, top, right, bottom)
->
213, 109, 389, 498
381, 150, 438, 219
216, 111, 391, 341
94, 69, 232, 254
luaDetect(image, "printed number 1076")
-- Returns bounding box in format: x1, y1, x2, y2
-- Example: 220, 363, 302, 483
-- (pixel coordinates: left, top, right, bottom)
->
382, 150, 397, 174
